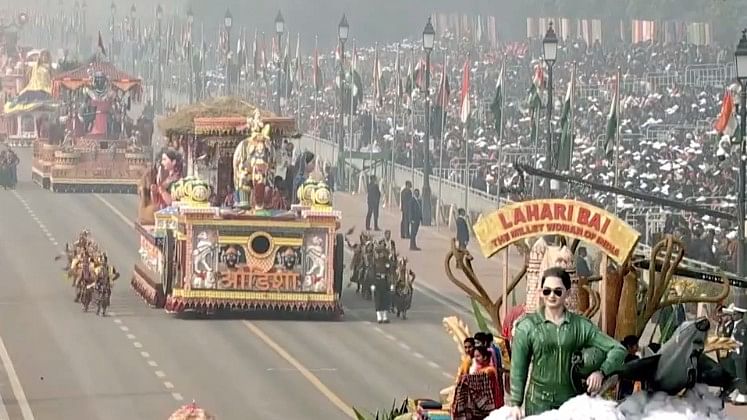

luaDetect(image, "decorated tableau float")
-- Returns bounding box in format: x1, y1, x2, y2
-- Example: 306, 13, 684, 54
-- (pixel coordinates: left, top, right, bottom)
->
31, 54, 149, 192
2, 49, 59, 147
355, 198, 746, 420
131, 97, 345, 317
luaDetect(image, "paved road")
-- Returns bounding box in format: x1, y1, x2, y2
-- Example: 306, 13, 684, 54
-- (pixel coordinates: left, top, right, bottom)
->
3, 148, 745, 419
0, 149, 466, 419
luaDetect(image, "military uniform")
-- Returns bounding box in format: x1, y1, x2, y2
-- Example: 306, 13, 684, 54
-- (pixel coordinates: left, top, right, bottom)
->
510, 310, 626, 416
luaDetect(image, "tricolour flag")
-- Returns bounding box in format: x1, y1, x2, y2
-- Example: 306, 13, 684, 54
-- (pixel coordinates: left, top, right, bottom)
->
556, 64, 575, 171
714, 89, 738, 138
489, 63, 504, 138
459, 57, 471, 124
526, 63, 544, 109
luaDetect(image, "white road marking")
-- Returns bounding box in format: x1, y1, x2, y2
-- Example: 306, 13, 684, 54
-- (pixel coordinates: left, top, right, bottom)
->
11, 191, 186, 410
442, 372, 453, 379
398, 342, 411, 351
413, 352, 425, 359
0, 336, 35, 420
266, 367, 337, 372
427, 361, 441, 369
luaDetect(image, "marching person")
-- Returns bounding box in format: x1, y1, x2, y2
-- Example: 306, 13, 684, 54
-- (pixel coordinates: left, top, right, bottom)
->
400, 181, 413, 239
372, 246, 392, 324
409, 188, 422, 251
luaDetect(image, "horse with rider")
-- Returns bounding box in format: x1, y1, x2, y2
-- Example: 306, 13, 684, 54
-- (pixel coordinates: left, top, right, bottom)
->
55, 230, 119, 315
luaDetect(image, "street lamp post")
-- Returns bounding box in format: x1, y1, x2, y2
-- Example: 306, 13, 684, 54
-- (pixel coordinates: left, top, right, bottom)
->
421, 18, 435, 226
275, 11, 285, 115
187, 8, 194, 104
542, 22, 558, 196
734, 30, 747, 283
224, 9, 233, 96
336, 14, 349, 192
156, 4, 163, 114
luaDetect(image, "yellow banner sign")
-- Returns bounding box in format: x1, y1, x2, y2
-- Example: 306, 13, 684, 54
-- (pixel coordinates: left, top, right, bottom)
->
473, 199, 640, 264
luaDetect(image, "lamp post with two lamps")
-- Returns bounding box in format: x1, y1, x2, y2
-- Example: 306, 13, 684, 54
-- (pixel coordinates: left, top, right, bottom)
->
275, 11, 285, 115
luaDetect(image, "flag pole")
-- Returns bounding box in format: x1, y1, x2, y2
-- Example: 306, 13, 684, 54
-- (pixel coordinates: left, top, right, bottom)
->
437, 53, 449, 227
567, 61, 576, 197
613, 66, 622, 215
389, 44, 400, 209
410, 47, 416, 185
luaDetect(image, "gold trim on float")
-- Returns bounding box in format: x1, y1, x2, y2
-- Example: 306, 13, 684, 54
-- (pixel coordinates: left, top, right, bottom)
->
189, 220, 316, 228
171, 289, 336, 301
49, 178, 140, 185
219, 236, 303, 246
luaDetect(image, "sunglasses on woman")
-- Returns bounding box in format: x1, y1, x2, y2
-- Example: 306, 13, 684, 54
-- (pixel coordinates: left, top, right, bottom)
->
542, 287, 565, 297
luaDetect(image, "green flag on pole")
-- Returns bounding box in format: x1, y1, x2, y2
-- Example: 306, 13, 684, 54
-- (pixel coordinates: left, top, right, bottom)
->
490, 64, 503, 138
604, 88, 618, 158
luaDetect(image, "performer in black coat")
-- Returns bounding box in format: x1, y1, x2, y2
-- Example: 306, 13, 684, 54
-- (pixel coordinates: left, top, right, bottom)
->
409, 189, 422, 251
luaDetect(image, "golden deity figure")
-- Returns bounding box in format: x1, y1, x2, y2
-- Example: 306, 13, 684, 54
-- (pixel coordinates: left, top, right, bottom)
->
232, 109, 273, 210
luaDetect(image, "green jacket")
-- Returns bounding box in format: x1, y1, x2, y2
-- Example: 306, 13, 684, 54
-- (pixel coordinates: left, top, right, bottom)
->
509, 309, 626, 413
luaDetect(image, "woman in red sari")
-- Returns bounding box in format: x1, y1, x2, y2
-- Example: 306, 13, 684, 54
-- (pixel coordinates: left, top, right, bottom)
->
471, 346, 504, 408
151, 148, 183, 209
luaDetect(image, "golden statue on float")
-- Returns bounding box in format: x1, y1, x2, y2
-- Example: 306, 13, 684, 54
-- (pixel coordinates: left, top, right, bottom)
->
232, 109, 273, 210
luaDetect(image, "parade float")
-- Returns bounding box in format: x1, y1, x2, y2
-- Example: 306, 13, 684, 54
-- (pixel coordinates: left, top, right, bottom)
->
357, 198, 746, 419
168, 401, 215, 420
31, 55, 148, 192
2, 49, 59, 147
131, 97, 345, 317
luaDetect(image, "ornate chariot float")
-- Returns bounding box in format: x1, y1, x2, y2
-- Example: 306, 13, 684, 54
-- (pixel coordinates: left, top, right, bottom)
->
132, 97, 345, 317
31, 55, 148, 192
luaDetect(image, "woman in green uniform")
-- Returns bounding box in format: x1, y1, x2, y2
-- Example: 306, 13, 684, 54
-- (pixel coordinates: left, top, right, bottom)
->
506, 267, 626, 418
